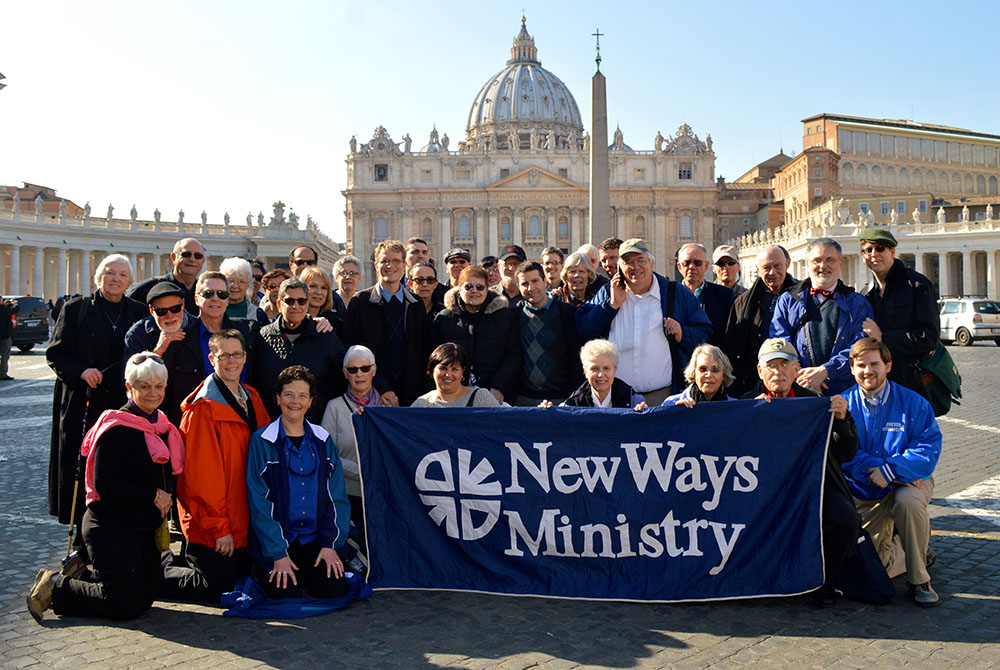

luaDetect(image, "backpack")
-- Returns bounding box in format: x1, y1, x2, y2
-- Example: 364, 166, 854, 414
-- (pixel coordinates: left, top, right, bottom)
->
917, 342, 962, 416
837, 528, 895, 606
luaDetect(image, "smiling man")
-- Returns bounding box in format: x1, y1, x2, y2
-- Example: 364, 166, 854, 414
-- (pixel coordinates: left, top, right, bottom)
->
858, 229, 940, 395
771, 238, 873, 395
575, 238, 712, 406
678, 243, 733, 348
127, 238, 206, 315
122, 281, 193, 368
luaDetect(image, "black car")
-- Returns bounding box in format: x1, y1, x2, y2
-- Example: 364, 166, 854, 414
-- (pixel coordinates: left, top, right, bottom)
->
4, 296, 49, 352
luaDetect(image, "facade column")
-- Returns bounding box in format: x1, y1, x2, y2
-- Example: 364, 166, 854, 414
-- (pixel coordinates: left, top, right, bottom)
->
438, 208, 451, 263
569, 207, 580, 254
487, 207, 499, 260
962, 250, 974, 297
7, 245, 21, 295
81, 251, 92, 296
401, 208, 414, 244
57, 248, 67, 298
32, 247, 43, 298
541, 207, 552, 246
512, 207, 523, 246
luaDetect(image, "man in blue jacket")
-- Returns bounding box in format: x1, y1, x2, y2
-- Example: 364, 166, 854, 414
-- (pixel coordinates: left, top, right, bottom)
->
677, 243, 734, 348
771, 237, 873, 395
842, 338, 941, 607
576, 238, 712, 406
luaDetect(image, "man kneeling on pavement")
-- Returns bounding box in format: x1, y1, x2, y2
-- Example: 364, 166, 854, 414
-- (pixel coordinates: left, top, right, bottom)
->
746, 337, 860, 607
841, 337, 942, 607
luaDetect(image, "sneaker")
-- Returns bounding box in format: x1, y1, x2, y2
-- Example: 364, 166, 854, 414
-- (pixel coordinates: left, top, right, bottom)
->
908, 581, 939, 608
26, 569, 59, 624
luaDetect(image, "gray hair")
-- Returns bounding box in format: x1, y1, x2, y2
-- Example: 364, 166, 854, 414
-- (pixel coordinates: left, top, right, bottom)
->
343, 344, 376, 368
807, 237, 842, 257
93, 253, 133, 288
561, 252, 597, 285
575, 243, 599, 259
278, 277, 308, 301
580, 338, 618, 368
333, 255, 361, 275
684, 344, 736, 388
219, 257, 252, 280
125, 351, 168, 387
678, 243, 707, 258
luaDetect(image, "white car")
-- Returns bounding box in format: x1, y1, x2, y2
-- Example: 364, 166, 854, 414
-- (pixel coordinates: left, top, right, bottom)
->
939, 298, 1000, 346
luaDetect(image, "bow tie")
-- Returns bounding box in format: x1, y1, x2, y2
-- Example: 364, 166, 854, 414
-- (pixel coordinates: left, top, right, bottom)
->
810, 288, 832, 297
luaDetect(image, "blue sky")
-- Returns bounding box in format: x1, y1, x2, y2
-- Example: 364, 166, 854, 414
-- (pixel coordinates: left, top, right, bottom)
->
2, 1, 996, 241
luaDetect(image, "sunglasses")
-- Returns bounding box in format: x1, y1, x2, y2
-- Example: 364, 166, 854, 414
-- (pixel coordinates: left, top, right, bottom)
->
410, 276, 437, 285
861, 244, 888, 255
199, 289, 230, 300
291, 258, 318, 266
345, 365, 373, 374
265, 283, 281, 290
130, 353, 164, 366
151, 303, 184, 317
463, 283, 487, 292
179, 251, 205, 260
281, 296, 309, 306
252, 275, 263, 282
681, 260, 705, 268
715, 260, 738, 267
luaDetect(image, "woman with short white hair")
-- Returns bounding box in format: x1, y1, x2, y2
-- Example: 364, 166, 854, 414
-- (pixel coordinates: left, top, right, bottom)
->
46, 253, 148, 565
220, 256, 269, 326
544, 339, 644, 408
661, 343, 735, 407
28, 351, 187, 623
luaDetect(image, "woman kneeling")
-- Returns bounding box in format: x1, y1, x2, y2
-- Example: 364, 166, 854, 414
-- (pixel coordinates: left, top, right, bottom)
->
246, 365, 350, 599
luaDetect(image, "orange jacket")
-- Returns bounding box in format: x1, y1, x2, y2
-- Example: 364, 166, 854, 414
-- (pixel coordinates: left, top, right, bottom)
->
176, 375, 271, 549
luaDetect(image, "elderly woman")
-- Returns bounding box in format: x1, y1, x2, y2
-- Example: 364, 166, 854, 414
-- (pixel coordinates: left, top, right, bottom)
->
549, 339, 644, 408
412, 343, 501, 407
333, 255, 362, 313
46, 254, 148, 563
246, 365, 350, 599
221, 257, 269, 326
661, 344, 735, 407
430, 266, 521, 404
300, 266, 342, 336
28, 352, 185, 622
321, 344, 381, 546
253, 278, 346, 424
555, 252, 600, 307
259, 268, 291, 321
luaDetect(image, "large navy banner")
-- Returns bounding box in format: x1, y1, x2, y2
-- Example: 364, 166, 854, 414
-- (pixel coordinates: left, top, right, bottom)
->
354, 398, 833, 602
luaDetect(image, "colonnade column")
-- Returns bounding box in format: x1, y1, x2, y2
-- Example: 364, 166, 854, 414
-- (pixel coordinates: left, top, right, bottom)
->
32, 247, 43, 297
7, 245, 20, 295
913, 251, 926, 277
68, 251, 80, 294
57, 248, 67, 298
127, 252, 138, 282
962, 251, 974, 297
152, 253, 162, 276
81, 251, 92, 296
986, 251, 997, 300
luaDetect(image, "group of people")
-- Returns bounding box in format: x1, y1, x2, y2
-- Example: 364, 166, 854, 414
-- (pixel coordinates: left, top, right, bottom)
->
26, 226, 945, 623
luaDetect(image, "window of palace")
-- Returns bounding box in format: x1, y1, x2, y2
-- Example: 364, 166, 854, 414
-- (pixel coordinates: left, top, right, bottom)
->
678, 162, 692, 180
857, 164, 868, 185
815, 167, 822, 176
990, 176, 998, 195
680, 215, 692, 238
528, 214, 542, 237
976, 211, 987, 221
633, 215, 645, 237
855, 132, 867, 153
922, 139, 933, 160
886, 166, 896, 187
841, 163, 853, 184
421, 217, 433, 238
500, 168, 510, 178
558, 216, 569, 239
964, 174, 974, 193
838, 129, 852, 152
912, 168, 922, 188
501, 217, 511, 238
962, 144, 973, 163
872, 165, 882, 185
374, 164, 389, 182
882, 135, 894, 155
948, 142, 960, 162
455, 168, 472, 181
880, 202, 890, 215
974, 145, 984, 164
457, 215, 472, 239
869, 133, 881, 156
859, 203, 870, 214
559, 168, 569, 178
899, 167, 908, 187
952, 173, 961, 192
918, 200, 928, 213
815, 187, 822, 196
926, 170, 936, 190
988, 147, 998, 166
375, 216, 388, 240
935, 141, 947, 162
977, 174, 987, 194
896, 201, 906, 214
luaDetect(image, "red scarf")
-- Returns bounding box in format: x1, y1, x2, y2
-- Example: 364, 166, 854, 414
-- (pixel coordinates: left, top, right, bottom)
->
81, 409, 185, 506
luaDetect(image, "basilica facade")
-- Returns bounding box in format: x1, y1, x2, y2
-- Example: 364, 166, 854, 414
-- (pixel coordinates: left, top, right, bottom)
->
343, 19, 718, 284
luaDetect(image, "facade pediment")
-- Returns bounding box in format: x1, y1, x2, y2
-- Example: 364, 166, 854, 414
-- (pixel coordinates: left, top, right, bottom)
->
487, 165, 580, 190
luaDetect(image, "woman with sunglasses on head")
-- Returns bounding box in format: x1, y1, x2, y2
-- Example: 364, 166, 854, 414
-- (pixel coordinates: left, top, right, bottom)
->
158, 272, 259, 427
253, 278, 347, 424
430, 266, 521, 405
28, 352, 186, 623
299, 266, 343, 337
258, 268, 291, 321
47, 254, 147, 567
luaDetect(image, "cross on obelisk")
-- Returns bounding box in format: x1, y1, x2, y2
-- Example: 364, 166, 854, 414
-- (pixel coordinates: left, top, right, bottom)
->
589, 28, 611, 243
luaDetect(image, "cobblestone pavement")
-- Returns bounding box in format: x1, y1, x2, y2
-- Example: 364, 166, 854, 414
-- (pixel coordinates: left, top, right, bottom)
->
2, 344, 999, 669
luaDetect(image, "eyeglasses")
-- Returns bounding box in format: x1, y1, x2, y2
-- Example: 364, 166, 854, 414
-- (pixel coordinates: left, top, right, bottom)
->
130, 353, 164, 366
715, 260, 739, 267
151, 303, 184, 317
199, 289, 230, 300
463, 283, 487, 291
212, 351, 246, 362
338, 270, 360, 278
378, 258, 403, 266
542, 261, 562, 268
861, 244, 888, 255
680, 260, 705, 268
228, 278, 248, 287
281, 296, 309, 306
291, 258, 317, 267
410, 276, 437, 285
345, 365, 373, 374
179, 251, 205, 260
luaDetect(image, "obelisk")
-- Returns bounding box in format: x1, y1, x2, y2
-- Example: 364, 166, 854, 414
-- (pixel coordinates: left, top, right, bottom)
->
588, 29, 611, 244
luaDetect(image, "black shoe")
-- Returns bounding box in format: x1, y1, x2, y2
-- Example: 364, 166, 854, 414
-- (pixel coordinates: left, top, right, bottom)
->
813, 583, 838, 608
0, 374, 13, 381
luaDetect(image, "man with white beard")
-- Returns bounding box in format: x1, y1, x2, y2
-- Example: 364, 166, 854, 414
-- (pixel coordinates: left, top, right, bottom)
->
123, 282, 192, 366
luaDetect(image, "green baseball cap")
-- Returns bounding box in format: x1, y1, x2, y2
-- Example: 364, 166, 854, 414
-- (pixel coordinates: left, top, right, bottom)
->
618, 238, 650, 257
858, 228, 898, 247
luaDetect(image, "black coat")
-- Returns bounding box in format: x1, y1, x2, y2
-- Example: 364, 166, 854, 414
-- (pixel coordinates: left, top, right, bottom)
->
0, 299, 19, 339
723, 274, 798, 397
431, 288, 522, 401
127, 271, 198, 316
695, 281, 734, 348
861, 259, 940, 394
254, 316, 347, 425
46, 294, 147, 523
342, 284, 427, 406
160, 315, 259, 427
564, 378, 638, 408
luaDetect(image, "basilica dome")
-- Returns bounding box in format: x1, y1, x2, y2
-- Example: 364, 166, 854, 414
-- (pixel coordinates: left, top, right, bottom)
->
465, 18, 584, 152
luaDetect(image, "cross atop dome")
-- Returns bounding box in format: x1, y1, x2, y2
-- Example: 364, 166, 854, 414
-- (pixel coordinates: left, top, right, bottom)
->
508, 16, 539, 65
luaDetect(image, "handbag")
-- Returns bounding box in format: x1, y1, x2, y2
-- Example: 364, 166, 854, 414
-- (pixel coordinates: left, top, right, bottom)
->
917, 342, 962, 416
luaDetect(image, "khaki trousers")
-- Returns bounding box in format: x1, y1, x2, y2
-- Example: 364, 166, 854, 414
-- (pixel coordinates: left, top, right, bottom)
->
854, 477, 934, 585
